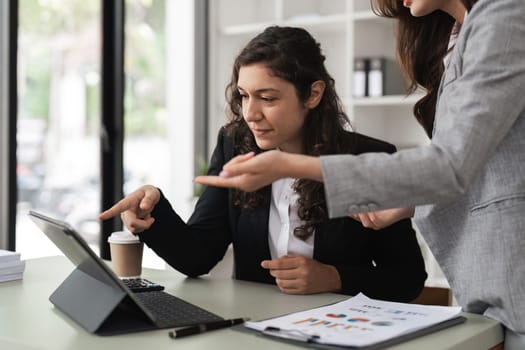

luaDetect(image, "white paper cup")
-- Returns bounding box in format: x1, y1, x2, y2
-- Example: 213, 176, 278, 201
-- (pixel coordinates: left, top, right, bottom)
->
108, 231, 143, 278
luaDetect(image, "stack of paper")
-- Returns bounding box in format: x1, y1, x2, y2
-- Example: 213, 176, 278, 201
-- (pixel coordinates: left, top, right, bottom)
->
0, 250, 25, 282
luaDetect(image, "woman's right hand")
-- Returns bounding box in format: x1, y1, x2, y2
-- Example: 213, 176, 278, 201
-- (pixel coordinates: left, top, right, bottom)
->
98, 185, 161, 234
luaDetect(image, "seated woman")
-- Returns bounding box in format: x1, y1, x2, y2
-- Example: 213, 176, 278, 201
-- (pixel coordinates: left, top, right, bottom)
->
100, 26, 427, 301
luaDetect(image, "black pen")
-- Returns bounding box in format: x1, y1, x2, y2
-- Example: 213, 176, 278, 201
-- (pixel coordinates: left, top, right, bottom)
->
168, 317, 250, 338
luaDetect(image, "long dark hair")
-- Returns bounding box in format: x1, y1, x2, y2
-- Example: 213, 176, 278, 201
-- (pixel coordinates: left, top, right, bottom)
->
224, 26, 351, 239
371, 0, 476, 137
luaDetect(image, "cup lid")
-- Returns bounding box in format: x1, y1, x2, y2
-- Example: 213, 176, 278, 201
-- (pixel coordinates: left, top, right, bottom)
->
107, 230, 141, 244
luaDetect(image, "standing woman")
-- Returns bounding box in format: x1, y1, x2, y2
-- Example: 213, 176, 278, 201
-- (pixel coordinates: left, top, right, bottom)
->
100, 26, 427, 301
196, 0, 525, 348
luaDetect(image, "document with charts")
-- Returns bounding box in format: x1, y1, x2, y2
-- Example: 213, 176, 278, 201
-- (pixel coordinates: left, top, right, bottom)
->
244, 293, 463, 348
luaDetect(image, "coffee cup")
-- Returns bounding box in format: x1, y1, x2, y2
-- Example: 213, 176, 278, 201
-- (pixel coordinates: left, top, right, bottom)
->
108, 230, 144, 278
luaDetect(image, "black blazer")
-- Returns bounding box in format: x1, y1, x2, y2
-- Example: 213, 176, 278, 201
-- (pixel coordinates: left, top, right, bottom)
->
139, 129, 427, 302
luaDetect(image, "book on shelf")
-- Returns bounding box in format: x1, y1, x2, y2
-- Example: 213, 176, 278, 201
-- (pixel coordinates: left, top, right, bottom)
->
0, 249, 25, 283
353, 58, 368, 98
367, 57, 407, 97
243, 293, 465, 349
353, 57, 407, 98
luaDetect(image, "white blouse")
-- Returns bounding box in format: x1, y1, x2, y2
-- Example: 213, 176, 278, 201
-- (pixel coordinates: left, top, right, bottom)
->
268, 178, 315, 259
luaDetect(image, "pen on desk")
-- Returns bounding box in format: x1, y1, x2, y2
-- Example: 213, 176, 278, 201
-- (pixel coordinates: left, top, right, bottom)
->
168, 317, 250, 339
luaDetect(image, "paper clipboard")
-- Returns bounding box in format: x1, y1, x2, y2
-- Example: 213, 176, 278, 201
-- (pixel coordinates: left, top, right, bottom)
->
235, 293, 467, 349
234, 315, 466, 349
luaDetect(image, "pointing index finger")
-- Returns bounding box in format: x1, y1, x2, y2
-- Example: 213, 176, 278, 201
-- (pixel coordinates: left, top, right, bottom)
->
99, 198, 133, 220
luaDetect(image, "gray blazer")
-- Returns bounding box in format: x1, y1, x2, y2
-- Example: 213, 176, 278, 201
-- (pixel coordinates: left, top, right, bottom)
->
321, 0, 525, 333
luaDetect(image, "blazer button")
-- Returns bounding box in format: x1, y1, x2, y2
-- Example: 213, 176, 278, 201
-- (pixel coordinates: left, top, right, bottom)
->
348, 205, 359, 213
367, 203, 378, 211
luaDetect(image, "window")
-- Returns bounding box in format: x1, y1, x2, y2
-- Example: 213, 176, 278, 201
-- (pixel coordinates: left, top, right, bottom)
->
17, 0, 102, 258
13, 0, 204, 270
124, 0, 169, 268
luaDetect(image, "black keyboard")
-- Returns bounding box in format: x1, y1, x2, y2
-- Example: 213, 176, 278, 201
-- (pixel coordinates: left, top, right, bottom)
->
122, 278, 165, 292
134, 291, 223, 328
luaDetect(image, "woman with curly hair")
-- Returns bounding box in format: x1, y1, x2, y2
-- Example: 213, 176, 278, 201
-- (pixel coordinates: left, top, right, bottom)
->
196, 1, 525, 347
100, 26, 427, 301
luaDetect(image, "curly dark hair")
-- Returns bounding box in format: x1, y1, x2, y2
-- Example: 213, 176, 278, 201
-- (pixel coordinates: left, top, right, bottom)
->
371, 0, 476, 137
223, 26, 352, 240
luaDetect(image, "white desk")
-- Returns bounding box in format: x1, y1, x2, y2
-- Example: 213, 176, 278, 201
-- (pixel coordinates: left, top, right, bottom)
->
0, 256, 503, 350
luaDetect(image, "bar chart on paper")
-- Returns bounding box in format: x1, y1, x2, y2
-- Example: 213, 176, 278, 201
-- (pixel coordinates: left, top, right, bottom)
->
245, 293, 463, 348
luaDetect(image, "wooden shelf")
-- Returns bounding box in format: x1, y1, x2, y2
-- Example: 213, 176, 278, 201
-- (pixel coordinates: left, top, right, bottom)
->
353, 94, 422, 107
352, 10, 377, 21
221, 14, 349, 36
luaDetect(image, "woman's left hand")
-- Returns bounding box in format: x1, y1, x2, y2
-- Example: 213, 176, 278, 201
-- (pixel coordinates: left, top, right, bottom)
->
194, 150, 323, 192
195, 151, 282, 192
350, 207, 415, 230
261, 255, 341, 294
